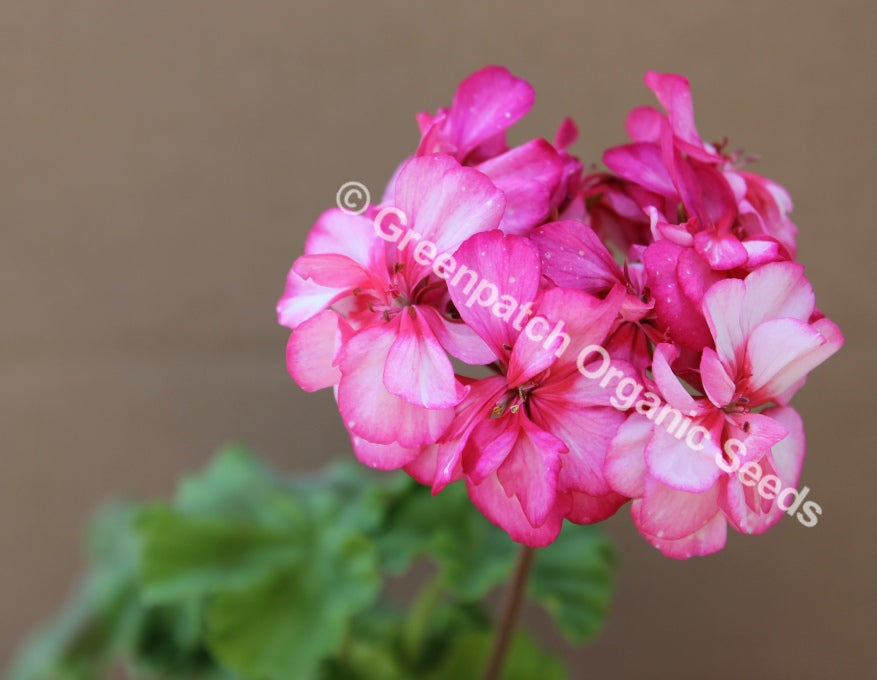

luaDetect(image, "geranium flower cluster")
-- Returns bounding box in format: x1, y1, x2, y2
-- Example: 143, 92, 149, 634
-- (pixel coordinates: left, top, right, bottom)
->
278, 66, 843, 558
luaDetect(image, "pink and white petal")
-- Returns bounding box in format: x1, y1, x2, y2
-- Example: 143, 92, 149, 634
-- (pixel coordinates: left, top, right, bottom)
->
437, 376, 509, 491
720, 406, 805, 534
742, 237, 785, 268
693, 231, 749, 271
605, 415, 652, 498
645, 423, 723, 493
745, 317, 843, 402
337, 322, 453, 447
741, 262, 814, 331
637, 476, 722, 541
725, 411, 789, 462
384, 307, 465, 409
293, 253, 376, 289
702, 277, 746, 371
700, 347, 735, 408
350, 435, 422, 471
285, 309, 350, 391
393, 155, 506, 279
635, 505, 727, 559
417, 304, 497, 365
651, 343, 701, 414
467, 473, 567, 547
277, 268, 347, 329
304, 208, 379, 267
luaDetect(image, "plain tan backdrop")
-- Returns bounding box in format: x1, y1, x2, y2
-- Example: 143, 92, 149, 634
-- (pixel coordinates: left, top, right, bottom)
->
2, 1, 875, 678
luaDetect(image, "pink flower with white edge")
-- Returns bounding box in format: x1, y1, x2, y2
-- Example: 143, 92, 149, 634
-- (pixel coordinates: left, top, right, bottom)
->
405, 230, 631, 546
406, 65, 572, 235
277, 154, 505, 456
605, 262, 843, 558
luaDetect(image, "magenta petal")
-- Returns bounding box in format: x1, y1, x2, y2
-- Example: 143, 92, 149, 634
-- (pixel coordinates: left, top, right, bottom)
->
445, 66, 535, 159
693, 231, 748, 270
448, 231, 542, 358
529, 390, 625, 497
624, 105, 664, 143
495, 418, 566, 528
643, 71, 703, 151
554, 116, 579, 149
530, 285, 626, 380
566, 490, 628, 524
478, 139, 563, 235
643, 240, 713, 349
384, 307, 465, 409
467, 473, 567, 547
530, 220, 624, 293
603, 143, 676, 196
285, 309, 350, 392
337, 322, 453, 447
462, 414, 519, 484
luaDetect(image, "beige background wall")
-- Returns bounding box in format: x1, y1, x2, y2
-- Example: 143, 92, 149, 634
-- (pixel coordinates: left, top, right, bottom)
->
2, 1, 874, 678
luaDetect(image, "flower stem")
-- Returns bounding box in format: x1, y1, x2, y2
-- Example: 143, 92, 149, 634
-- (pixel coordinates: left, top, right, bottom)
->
482, 545, 536, 680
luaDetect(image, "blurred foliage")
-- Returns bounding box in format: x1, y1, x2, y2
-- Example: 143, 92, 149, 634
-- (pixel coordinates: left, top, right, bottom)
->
5, 445, 617, 680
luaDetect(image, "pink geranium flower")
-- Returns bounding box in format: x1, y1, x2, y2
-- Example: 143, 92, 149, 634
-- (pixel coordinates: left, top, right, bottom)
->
405, 231, 631, 546
605, 262, 843, 557
277, 154, 505, 451
410, 65, 574, 235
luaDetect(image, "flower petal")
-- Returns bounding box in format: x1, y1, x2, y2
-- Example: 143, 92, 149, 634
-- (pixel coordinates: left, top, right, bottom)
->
384, 307, 466, 409
337, 322, 453, 447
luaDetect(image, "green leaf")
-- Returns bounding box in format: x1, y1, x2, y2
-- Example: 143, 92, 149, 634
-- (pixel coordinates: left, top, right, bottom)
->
5, 502, 142, 680
377, 480, 517, 600
425, 631, 567, 680
206, 533, 379, 679
528, 523, 617, 644
137, 507, 304, 603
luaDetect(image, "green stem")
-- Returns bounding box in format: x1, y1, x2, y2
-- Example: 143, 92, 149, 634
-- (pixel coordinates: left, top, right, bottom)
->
482, 545, 536, 680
